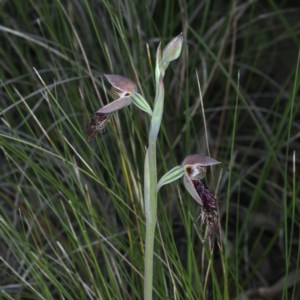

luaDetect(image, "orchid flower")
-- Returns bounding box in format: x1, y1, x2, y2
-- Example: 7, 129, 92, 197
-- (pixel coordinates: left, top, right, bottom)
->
88, 74, 152, 141
158, 154, 221, 236
182, 155, 221, 235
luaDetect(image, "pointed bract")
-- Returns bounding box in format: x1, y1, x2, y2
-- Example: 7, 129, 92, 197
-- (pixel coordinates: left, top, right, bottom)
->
132, 93, 153, 116
155, 42, 162, 84
157, 165, 184, 191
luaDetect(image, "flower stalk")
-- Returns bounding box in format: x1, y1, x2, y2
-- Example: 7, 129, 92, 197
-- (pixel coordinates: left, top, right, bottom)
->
143, 33, 183, 300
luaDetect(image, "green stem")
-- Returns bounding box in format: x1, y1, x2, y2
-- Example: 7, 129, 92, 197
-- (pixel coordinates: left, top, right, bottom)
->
144, 146, 157, 300
144, 78, 164, 300
143, 34, 182, 299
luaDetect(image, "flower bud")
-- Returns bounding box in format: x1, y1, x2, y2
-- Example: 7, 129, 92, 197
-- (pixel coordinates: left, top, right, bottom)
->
162, 33, 183, 63
161, 33, 183, 71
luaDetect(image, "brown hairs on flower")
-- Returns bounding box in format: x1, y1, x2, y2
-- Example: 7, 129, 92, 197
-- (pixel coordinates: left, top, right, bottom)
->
192, 180, 219, 236
87, 113, 110, 142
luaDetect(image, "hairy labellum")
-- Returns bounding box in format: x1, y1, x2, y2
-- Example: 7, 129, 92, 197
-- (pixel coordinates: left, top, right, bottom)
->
192, 180, 219, 235
87, 113, 109, 142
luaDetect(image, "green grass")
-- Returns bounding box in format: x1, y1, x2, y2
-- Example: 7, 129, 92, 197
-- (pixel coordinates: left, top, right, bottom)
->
1, 1, 300, 299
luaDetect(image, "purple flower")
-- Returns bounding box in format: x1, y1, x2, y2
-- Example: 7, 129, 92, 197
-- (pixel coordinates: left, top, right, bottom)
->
87, 74, 137, 141
182, 155, 221, 236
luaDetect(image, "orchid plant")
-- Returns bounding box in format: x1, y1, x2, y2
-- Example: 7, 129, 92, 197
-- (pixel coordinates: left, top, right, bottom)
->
88, 34, 221, 300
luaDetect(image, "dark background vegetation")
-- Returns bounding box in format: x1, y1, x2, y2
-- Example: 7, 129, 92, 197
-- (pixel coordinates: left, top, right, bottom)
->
1, 0, 300, 299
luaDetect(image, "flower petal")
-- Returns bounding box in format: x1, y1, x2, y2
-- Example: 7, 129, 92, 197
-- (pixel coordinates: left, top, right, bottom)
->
183, 175, 203, 205
182, 155, 221, 167
104, 74, 137, 95
97, 97, 132, 114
